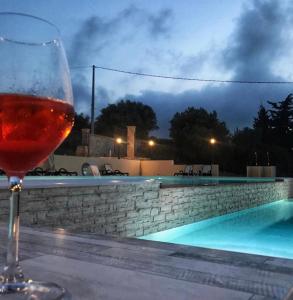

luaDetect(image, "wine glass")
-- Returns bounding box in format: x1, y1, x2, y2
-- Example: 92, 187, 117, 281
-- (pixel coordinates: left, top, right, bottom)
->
0, 13, 74, 299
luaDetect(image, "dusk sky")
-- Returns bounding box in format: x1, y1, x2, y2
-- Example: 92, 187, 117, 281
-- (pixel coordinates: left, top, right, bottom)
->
2, 0, 293, 137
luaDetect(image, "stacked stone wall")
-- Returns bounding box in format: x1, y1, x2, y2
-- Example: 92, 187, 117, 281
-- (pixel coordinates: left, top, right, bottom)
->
0, 180, 292, 237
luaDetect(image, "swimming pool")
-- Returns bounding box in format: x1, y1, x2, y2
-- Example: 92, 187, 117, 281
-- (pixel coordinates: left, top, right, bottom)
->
149, 176, 277, 187
142, 200, 293, 259
0, 176, 277, 189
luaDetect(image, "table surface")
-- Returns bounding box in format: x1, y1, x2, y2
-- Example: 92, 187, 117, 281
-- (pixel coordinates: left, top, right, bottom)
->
0, 225, 293, 300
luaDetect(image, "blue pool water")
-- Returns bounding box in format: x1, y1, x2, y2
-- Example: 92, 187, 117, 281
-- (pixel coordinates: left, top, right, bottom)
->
150, 176, 276, 187
0, 176, 276, 189
142, 200, 293, 259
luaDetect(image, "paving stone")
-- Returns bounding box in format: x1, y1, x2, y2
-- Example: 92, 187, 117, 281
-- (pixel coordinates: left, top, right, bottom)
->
1, 225, 292, 300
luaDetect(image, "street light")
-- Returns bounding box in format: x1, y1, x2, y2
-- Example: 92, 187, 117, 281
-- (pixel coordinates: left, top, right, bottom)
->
148, 140, 155, 159
209, 138, 217, 165
116, 137, 122, 159
209, 138, 216, 145
148, 140, 155, 147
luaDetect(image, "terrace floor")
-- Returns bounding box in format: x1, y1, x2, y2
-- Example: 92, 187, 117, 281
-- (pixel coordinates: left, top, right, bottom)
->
1, 224, 293, 300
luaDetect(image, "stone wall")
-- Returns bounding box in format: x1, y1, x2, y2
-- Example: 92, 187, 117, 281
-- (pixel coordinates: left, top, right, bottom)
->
0, 180, 292, 237
152, 180, 293, 235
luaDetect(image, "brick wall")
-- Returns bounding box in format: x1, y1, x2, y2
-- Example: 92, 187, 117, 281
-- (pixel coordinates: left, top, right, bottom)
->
0, 180, 292, 237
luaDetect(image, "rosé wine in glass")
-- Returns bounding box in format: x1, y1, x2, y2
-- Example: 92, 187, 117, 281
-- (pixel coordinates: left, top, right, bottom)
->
0, 93, 74, 178
0, 12, 74, 299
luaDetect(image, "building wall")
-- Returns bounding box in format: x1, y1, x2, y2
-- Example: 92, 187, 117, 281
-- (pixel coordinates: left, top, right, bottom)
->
141, 160, 219, 176
80, 130, 174, 160
47, 155, 219, 176
88, 134, 127, 157
140, 160, 180, 176
52, 155, 141, 176
0, 179, 292, 237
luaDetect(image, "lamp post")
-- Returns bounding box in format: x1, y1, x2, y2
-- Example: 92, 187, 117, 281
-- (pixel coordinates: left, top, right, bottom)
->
209, 138, 217, 176
148, 140, 155, 159
209, 138, 216, 165
116, 137, 122, 159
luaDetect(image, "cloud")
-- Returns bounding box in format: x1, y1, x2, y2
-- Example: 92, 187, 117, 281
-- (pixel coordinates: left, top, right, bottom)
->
72, 0, 293, 138
222, 0, 289, 81
71, 74, 90, 113
147, 9, 173, 38
123, 0, 293, 137
70, 5, 174, 122
69, 5, 173, 66
124, 82, 290, 138
179, 50, 215, 76
71, 71, 110, 117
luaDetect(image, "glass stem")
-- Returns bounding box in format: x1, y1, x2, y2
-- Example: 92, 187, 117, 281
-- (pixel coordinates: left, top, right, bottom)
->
3, 176, 23, 282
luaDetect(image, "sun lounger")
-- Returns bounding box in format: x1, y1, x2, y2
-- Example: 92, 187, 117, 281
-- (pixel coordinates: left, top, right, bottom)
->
101, 164, 129, 176
174, 165, 196, 176
55, 168, 78, 176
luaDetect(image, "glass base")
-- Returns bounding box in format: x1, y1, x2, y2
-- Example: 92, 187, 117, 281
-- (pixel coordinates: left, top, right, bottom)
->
0, 281, 70, 299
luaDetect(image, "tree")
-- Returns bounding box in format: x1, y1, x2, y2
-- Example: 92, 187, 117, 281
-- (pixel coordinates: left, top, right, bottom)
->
95, 100, 158, 139
73, 113, 90, 130
268, 94, 293, 149
232, 127, 259, 171
231, 95, 293, 176
169, 107, 230, 164
253, 104, 271, 144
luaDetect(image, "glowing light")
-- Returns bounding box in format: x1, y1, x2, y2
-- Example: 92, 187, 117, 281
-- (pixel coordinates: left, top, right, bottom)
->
116, 137, 122, 144
148, 140, 155, 147
210, 138, 216, 145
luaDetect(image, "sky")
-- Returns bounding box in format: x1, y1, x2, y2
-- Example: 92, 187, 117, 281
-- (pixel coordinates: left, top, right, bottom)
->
1, 0, 293, 137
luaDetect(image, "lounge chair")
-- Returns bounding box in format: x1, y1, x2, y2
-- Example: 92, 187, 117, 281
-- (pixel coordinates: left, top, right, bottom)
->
26, 167, 45, 176
174, 165, 195, 176
101, 164, 128, 176
202, 165, 212, 176
81, 163, 101, 176
55, 168, 78, 176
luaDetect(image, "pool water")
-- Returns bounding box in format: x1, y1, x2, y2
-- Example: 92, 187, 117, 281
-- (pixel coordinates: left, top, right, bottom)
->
0, 176, 276, 189
154, 176, 276, 187
142, 200, 293, 259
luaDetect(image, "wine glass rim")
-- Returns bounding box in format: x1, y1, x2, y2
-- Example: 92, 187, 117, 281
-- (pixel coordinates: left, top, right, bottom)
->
0, 12, 61, 46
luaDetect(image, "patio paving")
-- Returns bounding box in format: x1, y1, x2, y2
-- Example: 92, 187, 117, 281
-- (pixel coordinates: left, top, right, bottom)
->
1, 224, 293, 299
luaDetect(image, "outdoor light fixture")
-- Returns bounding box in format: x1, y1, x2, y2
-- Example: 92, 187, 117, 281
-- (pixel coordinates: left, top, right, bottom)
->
209, 138, 216, 145
209, 138, 217, 165
148, 140, 155, 159
116, 137, 122, 159
148, 140, 155, 147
